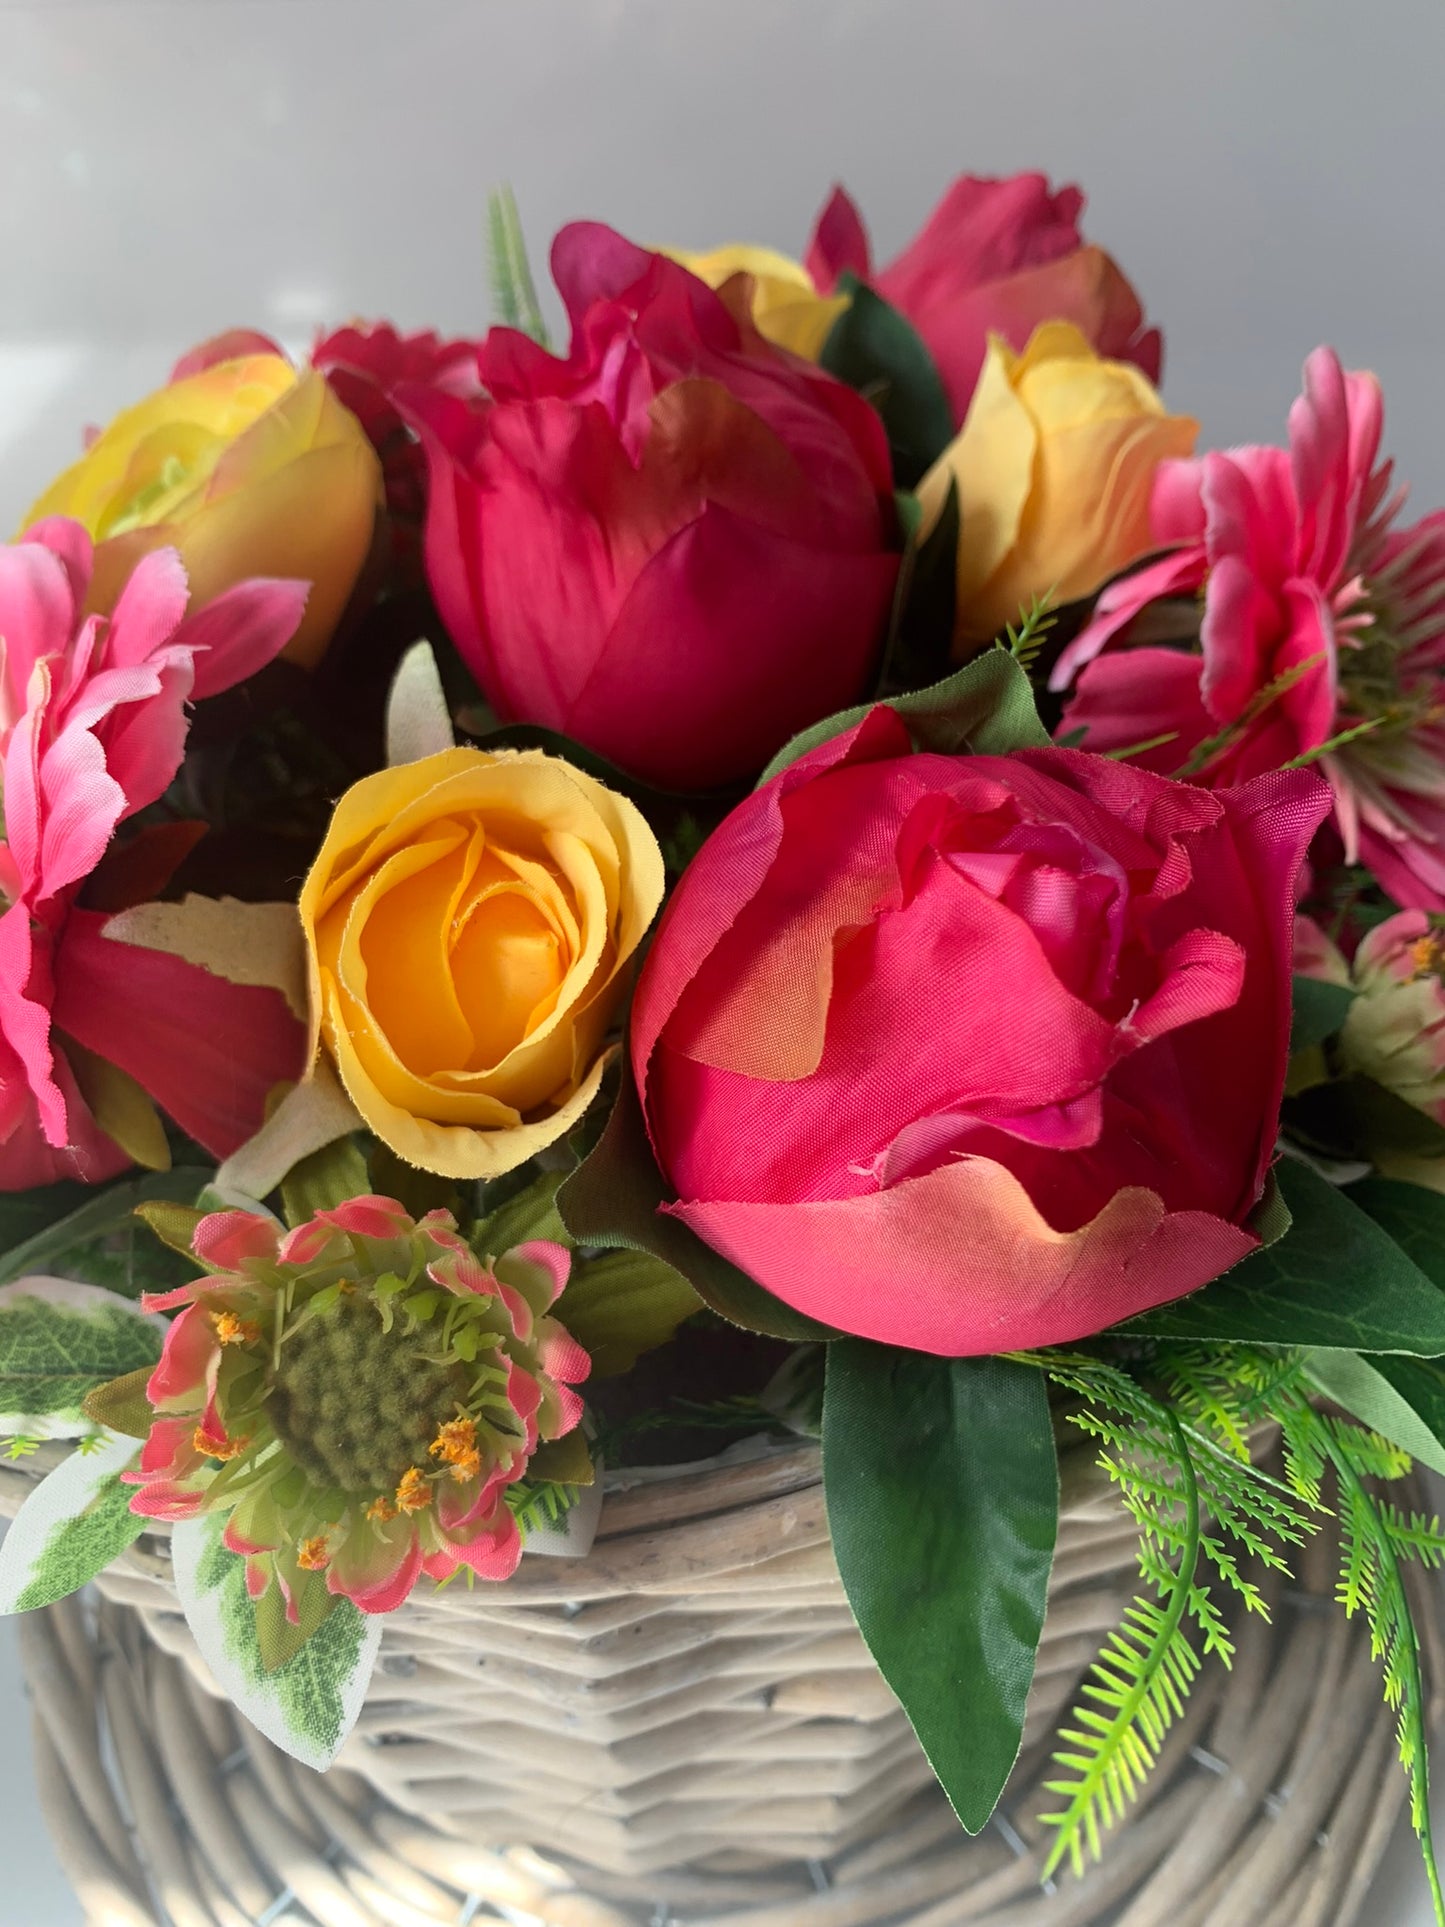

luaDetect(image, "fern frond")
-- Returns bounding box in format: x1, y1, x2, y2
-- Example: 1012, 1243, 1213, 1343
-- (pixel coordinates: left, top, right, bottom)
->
995, 591, 1057, 677
1281, 1400, 1445, 1921
1040, 1403, 1202, 1878
1281, 716, 1385, 769
506, 1479, 581, 1540
487, 185, 549, 346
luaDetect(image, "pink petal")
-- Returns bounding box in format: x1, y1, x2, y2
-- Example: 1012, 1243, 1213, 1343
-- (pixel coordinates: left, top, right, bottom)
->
174, 577, 311, 700
52, 910, 306, 1157
803, 184, 872, 292
193, 1209, 280, 1270
1050, 549, 1207, 689
170, 330, 287, 380
509, 1239, 571, 1306
317, 1195, 413, 1240
666, 1160, 1256, 1357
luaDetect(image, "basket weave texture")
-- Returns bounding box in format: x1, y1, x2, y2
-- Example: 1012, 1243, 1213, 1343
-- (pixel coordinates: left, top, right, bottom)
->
3, 1437, 1438, 1926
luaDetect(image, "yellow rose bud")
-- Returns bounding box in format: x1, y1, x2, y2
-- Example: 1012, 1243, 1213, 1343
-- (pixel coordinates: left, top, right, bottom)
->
21, 355, 382, 670
917, 321, 1199, 653
299, 746, 665, 1179
666, 245, 848, 361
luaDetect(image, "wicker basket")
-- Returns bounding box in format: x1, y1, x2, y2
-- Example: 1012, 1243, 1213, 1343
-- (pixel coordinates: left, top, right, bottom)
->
3, 1435, 1438, 1926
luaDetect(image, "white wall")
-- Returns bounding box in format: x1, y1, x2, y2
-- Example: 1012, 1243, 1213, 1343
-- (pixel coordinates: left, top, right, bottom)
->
1, 3, 1442, 1921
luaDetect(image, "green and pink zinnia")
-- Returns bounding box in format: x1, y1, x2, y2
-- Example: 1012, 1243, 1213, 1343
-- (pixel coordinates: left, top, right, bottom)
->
126, 1195, 590, 1616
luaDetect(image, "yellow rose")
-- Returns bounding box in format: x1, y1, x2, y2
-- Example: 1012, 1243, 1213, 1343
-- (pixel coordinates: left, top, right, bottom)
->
22, 355, 382, 670
917, 321, 1199, 652
299, 746, 665, 1179
666, 244, 848, 361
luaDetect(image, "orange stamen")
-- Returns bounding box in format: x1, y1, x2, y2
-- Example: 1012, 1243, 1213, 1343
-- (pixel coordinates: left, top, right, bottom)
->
296, 1536, 331, 1572
395, 1466, 432, 1514
447, 1446, 482, 1484
365, 1496, 397, 1525
193, 1426, 248, 1461
209, 1310, 261, 1347
429, 1415, 478, 1465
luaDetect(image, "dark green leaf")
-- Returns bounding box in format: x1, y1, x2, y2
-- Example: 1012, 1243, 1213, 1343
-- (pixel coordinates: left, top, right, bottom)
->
1290, 976, 1356, 1054
557, 1057, 838, 1343
1125, 1160, 1445, 1354
820, 277, 954, 489
1286, 1076, 1445, 1161
1303, 1350, 1445, 1475
0, 1170, 211, 1294
824, 1345, 1057, 1832
761, 646, 1048, 786
1347, 1178, 1445, 1289
879, 484, 959, 693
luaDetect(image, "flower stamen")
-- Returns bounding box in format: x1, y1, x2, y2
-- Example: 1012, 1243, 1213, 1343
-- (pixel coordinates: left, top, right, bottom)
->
296, 1535, 331, 1572
210, 1310, 262, 1348
395, 1466, 432, 1514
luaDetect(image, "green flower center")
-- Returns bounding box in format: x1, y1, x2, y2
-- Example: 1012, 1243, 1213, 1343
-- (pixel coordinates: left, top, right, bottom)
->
267, 1294, 469, 1494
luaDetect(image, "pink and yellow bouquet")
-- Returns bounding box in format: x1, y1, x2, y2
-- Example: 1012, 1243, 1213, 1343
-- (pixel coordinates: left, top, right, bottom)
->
4, 170, 1445, 1909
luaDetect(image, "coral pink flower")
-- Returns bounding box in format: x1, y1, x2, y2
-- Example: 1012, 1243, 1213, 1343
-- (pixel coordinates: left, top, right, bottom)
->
1054, 347, 1445, 911
806, 174, 1161, 424
0, 519, 308, 1186
124, 1197, 589, 1615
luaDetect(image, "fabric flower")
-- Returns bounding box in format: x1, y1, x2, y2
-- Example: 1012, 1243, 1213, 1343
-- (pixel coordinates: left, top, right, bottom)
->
917, 321, 1197, 649
631, 707, 1328, 1355
299, 744, 665, 1179
403, 222, 901, 790
22, 352, 382, 670
805, 173, 1161, 424
0, 519, 308, 1189
1054, 347, 1445, 912
125, 1196, 590, 1613
662, 244, 849, 359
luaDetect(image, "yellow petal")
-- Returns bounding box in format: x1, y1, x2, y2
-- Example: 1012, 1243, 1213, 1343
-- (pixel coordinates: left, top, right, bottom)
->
664, 246, 847, 362
919, 334, 1037, 605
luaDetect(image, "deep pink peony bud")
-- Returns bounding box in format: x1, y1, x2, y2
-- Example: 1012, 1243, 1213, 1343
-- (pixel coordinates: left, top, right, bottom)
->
403, 223, 901, 791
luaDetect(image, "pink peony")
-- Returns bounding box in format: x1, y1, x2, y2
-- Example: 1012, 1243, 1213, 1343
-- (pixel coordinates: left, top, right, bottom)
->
127, 1196, 590, 1614
1054, 347, 1445, 911
0, 519, 308, 1186
805, 174, 1161, 424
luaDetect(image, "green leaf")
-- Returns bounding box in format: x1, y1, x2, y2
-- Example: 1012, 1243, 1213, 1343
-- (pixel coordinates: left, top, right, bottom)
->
555, 1247, 702, 1377
1290, 975, 1356, 1054
280, 1135, 371, 1228
879, 484, 958, 693
0, 1281, 162, 1436
761, 644, 1048, 786
253, 1565, 339, 1673
475, 1169, 570, 1256
486, 184, 549, 346
1288, 1075, 1445, 1161
1125, 1160, 1445, 1355
171, 1511, 381, 1772
0, 1431, 144, 1612
0, 1169, 211, 1295
134, 1200, 208, 1264
823, 1344, 1058, 1833
80, 1367, 156, 1441
819, 276, 954, 490
1346, 1177, 1445, 1286
1304, 1351, 1445, 1476
557, 1057, 837, 1344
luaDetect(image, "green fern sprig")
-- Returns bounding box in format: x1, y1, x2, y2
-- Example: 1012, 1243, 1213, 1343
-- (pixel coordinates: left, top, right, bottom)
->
487, 185, 549, 346
996, 590, 1058, 678
505, 1478, 581, 1539
1036, 1345, 1445, 1921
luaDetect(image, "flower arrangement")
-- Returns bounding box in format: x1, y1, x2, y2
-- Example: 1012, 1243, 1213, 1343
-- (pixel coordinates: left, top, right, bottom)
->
3, 168, 1445, 1914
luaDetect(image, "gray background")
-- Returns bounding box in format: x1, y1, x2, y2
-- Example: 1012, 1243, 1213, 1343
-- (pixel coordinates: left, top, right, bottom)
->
0, 0, 1442, 1919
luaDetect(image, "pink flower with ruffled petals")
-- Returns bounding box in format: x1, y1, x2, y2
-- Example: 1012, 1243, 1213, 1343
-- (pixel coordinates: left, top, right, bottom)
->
1053, 347, 1445, 911
0, 520, 308, 1188
805, 174, 1160, 424
121, 1196, 590, 1618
